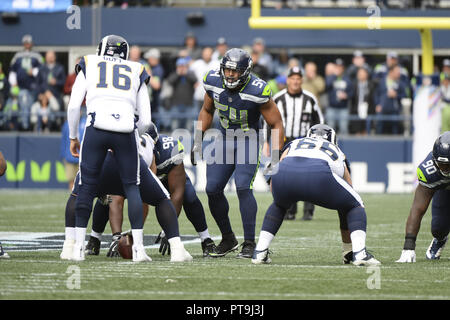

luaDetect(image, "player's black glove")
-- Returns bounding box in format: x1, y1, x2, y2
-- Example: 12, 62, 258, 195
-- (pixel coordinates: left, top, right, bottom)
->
155, 231, 171, 256
190, 130, 204, 166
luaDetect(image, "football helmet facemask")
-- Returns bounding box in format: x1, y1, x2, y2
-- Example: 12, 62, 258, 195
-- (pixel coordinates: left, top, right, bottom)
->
96, 35, 129, 60
307, 124, 338, 146
220, 48, 252, 90
432, 131, 450, 177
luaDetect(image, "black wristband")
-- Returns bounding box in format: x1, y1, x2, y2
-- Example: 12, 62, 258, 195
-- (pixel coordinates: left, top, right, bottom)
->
403, 234, 417, 250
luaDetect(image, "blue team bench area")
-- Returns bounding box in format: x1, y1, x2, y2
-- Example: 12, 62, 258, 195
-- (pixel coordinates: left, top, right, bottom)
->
0, 133, 413, 193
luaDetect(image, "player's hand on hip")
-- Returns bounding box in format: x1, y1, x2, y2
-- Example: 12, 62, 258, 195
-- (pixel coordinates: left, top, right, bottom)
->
70, 139, 80, 158
396, 249, 416, 263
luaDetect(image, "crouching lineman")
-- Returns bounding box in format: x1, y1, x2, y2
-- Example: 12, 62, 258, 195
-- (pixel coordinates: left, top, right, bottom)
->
60, 129, 192, 262
252, 124, 380, 266
396, 132, 450, 263
86, 124, 217, 257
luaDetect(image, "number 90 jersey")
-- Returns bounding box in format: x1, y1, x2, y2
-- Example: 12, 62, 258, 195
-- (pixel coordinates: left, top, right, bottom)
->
284, 137, 347, 178
417, 152, 450, 190
203, 69, 272, 133
77, 54, 149, 133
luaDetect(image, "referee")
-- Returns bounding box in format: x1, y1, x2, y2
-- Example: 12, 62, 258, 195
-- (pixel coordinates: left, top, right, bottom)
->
263, 66, 324, 220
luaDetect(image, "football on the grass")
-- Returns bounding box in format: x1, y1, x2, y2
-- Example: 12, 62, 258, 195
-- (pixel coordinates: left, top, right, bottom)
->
118, 233, 133, 259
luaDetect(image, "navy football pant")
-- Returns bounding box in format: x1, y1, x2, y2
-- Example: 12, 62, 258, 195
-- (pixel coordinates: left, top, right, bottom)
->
182, 177, 208, 233
75, 126, 142, 229
261, 157, 366, 236
205, 134, 261, 241
431, 189, 450, 240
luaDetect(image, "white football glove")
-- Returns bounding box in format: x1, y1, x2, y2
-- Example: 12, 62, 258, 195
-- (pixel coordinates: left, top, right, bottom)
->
396, 249, 416, 263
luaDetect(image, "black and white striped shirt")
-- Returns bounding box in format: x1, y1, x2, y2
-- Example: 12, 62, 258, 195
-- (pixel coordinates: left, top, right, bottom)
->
265, 88, 324, 142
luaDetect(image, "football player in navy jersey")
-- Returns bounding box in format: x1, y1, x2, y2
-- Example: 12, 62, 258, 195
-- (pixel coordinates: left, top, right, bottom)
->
252, 124, 380, 266
397, 132, 450, 263
191, 48, 285, 258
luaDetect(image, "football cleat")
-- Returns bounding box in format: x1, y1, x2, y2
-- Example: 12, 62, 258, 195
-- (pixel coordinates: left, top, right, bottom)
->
132, 245, 152, 262
170, 245, 193, 262
71, 243, 85, 261
208, 233, 238, 258
343, 250, 353, 264
106, 234, 121, 258
85, 236, 100, 256
0, 243, 10, 259
251, 248, 272, 264
201, 238, 216, 257
237, 240, 256, 259
426, 236, 447, 260
352, 250, 381, 266
60, 239, 75, 260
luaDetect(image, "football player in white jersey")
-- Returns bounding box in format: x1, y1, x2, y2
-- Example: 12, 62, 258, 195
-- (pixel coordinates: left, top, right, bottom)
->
67, 35, 152, 262
252, 124, 380, 266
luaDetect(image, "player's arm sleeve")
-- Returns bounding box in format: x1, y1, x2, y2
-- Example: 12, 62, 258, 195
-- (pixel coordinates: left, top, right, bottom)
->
136, 83, 151, 135
67, 73, 88, 140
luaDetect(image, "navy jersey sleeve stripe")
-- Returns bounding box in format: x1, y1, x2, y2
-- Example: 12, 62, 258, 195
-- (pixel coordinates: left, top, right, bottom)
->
75, 56, 86, 77
139, 67, 151, 89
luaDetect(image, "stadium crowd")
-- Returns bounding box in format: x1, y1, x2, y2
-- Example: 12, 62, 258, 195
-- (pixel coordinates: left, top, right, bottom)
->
1, 33, 450, 135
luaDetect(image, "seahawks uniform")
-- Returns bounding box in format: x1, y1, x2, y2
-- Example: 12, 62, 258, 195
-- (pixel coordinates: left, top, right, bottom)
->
416, 152, 450, 236
154, 134, 209, 234
203, 68, 271, 242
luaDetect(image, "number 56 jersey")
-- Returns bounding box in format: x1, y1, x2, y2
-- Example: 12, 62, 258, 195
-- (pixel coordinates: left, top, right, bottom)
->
203, 69, 271, 133
284, 137, 347, 178
77, 54, 149, 133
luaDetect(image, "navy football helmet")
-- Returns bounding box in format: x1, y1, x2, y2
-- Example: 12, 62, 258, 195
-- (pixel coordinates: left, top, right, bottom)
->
220, 48, 252, 89
432, 131, 450, 177
146, 122, 159, 144
307, 124, 337, 146
96, 35, 129, 60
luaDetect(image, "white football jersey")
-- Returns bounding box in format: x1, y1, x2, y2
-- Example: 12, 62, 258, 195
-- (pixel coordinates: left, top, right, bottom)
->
79, 54, 149, 133
138, 134, 155, 167
284, 137, 347, 178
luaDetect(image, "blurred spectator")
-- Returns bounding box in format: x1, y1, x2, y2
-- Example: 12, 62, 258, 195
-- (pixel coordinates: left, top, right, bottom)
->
61, 106, 86, 190
345, 50, 372, 83
440, 73, 450, 133
325, 58, 353, 134
164, 57, 198, 131
0, 62, 9, 129
272, 49, 290, 77
190, 47, 215, 111
144, 48, 164, 125
266, 75, 287, 97
8, 34, 44, 131
3, 87, 20, 131
38, 50, 66, 128
349, 67, 375, 135
374, 65, 407, 135
30, 91, 59, 132
440, 59, 450, 83
288, 57, 300, 70
211, 37, 228, 70
63, 56, 82, 110
129, 45, 146, 65
302, 62, 325, 110
374, 51, 410, 88
251, 50, 270, 81
252, 37, 274, 77
184, 32, 202, 61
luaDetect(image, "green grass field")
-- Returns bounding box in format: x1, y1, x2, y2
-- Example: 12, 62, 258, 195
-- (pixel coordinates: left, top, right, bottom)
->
0, 190, 449, 300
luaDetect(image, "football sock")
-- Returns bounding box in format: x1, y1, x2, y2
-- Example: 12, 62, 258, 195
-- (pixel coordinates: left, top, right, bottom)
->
168, 236, 183, 249
90, 231, 102, 240
75, 227, 87, 248
65, 227, 75, 241
184, 196, 208, 233
65, 194, 77, 228
123, 184, 144, 230
255, 230, 274, 251
155, 199, 179, 239
92, 199, 110, 234
198, 229, 211, 242
261, 202, 285, 236
350, 230, 366, 257
132, 229, 144, 247
346, 206, 367, 233
237, 189, 257, 242
207, 191, 233, 235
